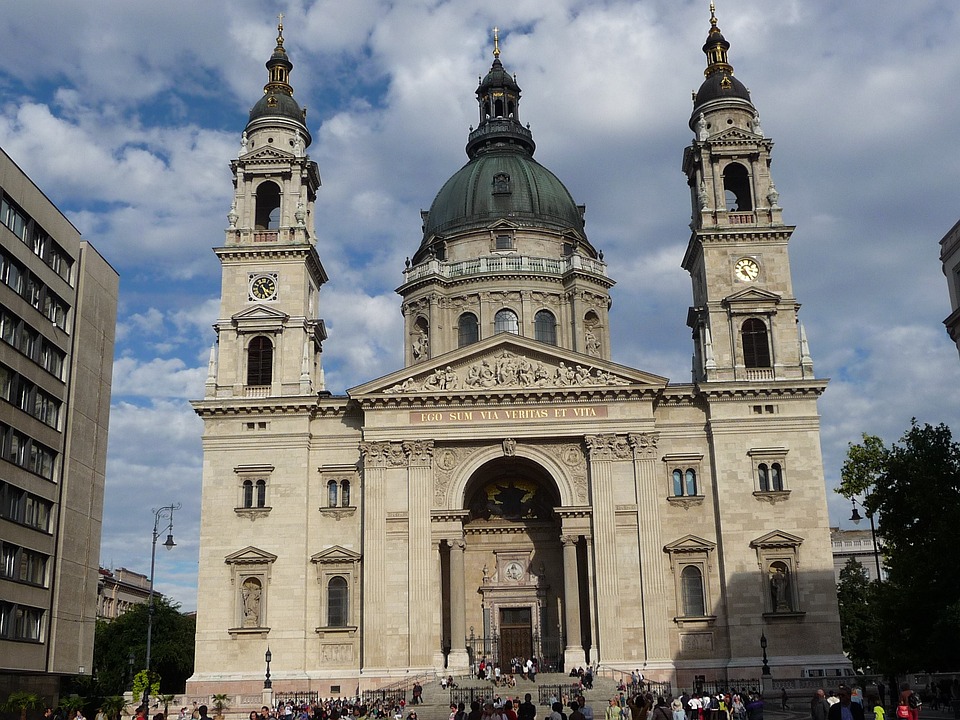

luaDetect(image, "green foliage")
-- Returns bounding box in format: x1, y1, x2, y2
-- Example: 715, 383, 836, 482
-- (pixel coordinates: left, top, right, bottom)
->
132, 671, 160, 705
99, 697, 128, 720
837, 558, 876, 671
837, 421, 960, 673
2, 692, 47, 720
210, 695, 230, 719
93, 596, 196, 695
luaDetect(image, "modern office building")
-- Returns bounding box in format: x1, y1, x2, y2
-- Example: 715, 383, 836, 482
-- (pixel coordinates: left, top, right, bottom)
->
0, 146, 118, 697
190, 9, 847, 701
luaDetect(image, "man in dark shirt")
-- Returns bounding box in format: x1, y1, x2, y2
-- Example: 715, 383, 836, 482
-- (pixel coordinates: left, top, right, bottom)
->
828, 687, 865, 720
519, 696, 536, 720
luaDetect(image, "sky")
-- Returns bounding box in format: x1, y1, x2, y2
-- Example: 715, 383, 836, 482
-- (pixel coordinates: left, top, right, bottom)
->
1, 0, 959, 612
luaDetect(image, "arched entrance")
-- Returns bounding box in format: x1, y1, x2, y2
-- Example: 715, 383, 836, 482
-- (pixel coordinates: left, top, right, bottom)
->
456, 457, 567, 672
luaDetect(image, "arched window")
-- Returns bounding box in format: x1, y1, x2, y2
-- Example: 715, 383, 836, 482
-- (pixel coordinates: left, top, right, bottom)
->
534, 310, 557, 345
723, 162, 752, 211
255, 479, 266, 507
771, 463, 783, 491
242, 480, 253, 508
255, 181, 282, 230
681, 566, 706, 617
758, 463, 770, 492
494, 309, 519, 335
327, 576, 348, 627
340, 480, 350, 507
741, 318, 771, 368
327, 480, 338, 508
685, 469, 698, 497
247, 336, 273, 386
672, 469, 683, 497
458, 313, 479, 347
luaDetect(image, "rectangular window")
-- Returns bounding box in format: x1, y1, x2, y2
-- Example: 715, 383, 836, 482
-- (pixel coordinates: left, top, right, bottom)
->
0, 364, 12, 401
14, 605, 43, 641
23, 495, 51, 532
40, 342, 65, 378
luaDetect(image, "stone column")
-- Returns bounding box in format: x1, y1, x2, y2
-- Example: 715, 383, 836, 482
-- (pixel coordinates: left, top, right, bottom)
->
585, 434, 629, 662
561, 534, 586, 669
447, 538, 470, 672
359, 441, 397, 669
405, 439, 434, 668
629, 432, 670, 663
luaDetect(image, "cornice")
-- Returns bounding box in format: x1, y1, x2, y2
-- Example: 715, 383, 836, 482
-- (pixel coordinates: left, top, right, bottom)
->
192, 395, 350, 418
694, 228, 795, 243
398, 270, 615, 296
353, 385, 657, 411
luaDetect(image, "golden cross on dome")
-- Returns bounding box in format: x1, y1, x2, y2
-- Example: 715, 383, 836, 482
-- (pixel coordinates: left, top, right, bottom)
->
709, 2, 718, 29
276, 12, 285, 45
493, 26, 500, 58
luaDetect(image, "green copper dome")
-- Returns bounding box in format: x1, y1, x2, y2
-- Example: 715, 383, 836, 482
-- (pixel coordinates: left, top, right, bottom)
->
422, 147, 585, 242
418, 43, 586, 251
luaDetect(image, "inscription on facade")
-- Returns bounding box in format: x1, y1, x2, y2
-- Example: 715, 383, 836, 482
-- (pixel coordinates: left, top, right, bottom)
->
680, 632, 714, 652
410, 405, 608, 424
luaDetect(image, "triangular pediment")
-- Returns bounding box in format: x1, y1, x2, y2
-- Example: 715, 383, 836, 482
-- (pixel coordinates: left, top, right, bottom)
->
663, 534, 717, 554
232, 304, 290, 322
349, 333, 668, 397
225, 546, 278, 565
710, 127, 762, 143
750, 530, 803, 549
486, 218, 521, 231
240, 146, 293, 162
311, 545, 362, 564
722, 287, 782, 305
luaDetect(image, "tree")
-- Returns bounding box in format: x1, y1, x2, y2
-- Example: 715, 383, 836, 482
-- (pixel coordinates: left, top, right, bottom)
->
2, 692, 46, 720
838, 420, 960, 672
99, 697, 127, 720
837, 558, 877, 671
210, 695, 230, 720
93, 596, 195, 695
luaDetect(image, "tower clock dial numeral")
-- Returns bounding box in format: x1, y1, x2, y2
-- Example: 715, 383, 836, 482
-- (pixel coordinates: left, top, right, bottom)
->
250, 274, 278, 300
734, 257, 760, 282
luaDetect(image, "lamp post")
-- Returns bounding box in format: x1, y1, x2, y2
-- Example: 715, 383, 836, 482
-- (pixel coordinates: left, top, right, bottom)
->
850, 497, 882, 580
264, 647, 272, 689
128, 652, 135, 692
143, 503, 180, 714
760, 632, 770, 675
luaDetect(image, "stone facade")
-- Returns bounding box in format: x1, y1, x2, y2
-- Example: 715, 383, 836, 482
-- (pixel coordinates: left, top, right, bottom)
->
941, 218, 960, 358
189, 14, 847, 703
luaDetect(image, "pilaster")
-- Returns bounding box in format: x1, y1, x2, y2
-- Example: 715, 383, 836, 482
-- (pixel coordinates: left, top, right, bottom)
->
629, 431, 670, 663
405, 440, 435, 666
584, 433, 630, 661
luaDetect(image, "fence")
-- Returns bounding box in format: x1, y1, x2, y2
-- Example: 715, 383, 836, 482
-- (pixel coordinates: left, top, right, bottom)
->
361, 689, 407, 707
464, 633, 565, 675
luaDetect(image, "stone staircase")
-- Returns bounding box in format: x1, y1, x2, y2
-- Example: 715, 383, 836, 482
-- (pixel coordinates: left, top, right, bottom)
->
407, 673, 623, 720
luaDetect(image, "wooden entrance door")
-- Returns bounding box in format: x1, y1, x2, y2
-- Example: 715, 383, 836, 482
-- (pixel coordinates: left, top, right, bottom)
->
499, 607, 532, 667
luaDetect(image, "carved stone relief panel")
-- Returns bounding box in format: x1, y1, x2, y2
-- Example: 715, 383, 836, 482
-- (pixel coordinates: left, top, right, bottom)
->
585, 434, 632, 461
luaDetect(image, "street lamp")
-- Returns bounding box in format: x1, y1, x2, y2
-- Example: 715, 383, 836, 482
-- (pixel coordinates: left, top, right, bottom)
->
760, 632, 770, 676
143, 503, 180, 715
128, 652, 135, 691
264, 647, 272, 689
850, 497, 882, 580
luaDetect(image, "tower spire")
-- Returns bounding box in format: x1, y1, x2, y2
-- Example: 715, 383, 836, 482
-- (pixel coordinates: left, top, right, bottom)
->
493, 26, 500, 59
703, 1, 734, 79
263, 14, 294, 98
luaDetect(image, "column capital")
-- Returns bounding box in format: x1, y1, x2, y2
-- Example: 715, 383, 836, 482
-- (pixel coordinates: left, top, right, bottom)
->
560, 534, 580, 546
403, 439, 435, 465
628, 431, 660, 460
447, 538, 466, 551
360, 441, 406, 468
585, 434, 631, 461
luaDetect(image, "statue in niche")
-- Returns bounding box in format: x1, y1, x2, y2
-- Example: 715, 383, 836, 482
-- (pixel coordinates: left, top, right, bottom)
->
585, 330, 601, 357
240, 131, 248, 155
241, 577, 262, 627
769, 564, 791, 612
412, 329, 429, 361
696, 113, 708, 141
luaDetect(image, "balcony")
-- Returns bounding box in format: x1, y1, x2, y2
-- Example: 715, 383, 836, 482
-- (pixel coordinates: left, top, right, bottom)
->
401, 254, 608, 285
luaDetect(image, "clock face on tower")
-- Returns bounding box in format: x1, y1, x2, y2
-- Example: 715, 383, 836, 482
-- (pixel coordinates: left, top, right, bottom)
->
250, 273, 278, 300
734, 257, 760, 282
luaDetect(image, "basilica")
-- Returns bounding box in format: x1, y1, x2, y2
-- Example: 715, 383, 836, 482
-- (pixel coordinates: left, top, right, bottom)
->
188, 8, 847, 700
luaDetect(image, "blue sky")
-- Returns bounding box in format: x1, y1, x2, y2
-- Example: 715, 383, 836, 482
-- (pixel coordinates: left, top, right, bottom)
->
2, 0, 959, 611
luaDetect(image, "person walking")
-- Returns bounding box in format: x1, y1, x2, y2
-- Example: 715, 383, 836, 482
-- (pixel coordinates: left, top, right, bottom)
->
811, 691, 829, 720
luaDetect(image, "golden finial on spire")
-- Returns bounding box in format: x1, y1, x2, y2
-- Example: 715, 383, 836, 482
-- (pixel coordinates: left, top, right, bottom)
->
709, 2, 719, 31
277, 12, 285, 46
493, 26, 500, 59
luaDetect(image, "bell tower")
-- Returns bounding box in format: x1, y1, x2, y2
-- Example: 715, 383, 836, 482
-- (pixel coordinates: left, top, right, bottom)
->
681, 3, 813, 383
206, 17, 328, 399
